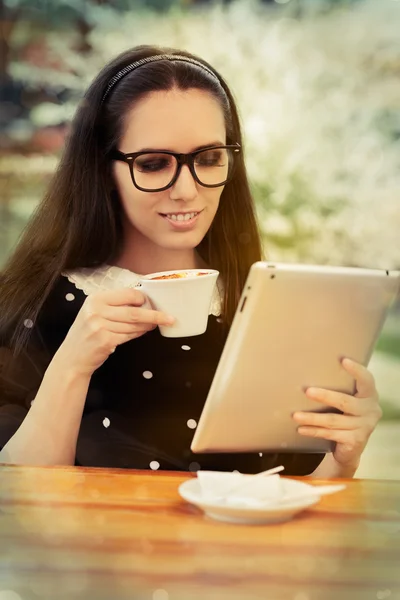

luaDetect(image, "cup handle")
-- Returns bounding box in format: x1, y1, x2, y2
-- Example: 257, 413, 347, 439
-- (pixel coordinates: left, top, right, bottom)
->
132, 284, 153, 310
141, 295, 154, 311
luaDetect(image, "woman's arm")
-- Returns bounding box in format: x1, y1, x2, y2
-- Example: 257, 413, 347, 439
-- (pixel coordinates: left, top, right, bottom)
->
0, 287, 174, 466
309, 452, 359, 479
0, 350, 91, 465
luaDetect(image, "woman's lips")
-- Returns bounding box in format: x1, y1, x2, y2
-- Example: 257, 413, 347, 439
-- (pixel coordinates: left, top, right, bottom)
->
160, 210, 202, 230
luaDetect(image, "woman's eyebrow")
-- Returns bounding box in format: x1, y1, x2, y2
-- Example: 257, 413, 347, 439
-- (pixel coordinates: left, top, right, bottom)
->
136, 141, 225, 153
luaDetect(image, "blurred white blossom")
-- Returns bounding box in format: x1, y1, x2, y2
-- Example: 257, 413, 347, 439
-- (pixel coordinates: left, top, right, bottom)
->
11, 0, 400, 268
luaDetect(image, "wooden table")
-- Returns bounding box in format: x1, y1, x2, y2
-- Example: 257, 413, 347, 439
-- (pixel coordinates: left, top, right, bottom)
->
0, 466, 399, 600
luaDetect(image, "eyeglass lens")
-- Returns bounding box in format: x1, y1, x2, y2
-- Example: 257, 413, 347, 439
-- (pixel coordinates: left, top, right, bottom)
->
133, 148, 233, 190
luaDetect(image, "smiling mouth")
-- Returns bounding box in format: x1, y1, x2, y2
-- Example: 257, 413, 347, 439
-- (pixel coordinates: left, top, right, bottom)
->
159, 210, 202, 222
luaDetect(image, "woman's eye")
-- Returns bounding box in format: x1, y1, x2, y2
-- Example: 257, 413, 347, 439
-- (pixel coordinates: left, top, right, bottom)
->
136, 155, 172, 172
137, 160, 168, 172
196, 151, 224, 167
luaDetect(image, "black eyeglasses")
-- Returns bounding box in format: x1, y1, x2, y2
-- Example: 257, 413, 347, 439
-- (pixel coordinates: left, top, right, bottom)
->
110, 144, 241, 192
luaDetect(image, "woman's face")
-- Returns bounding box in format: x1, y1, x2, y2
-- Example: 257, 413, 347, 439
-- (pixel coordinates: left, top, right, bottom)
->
112, 88, 227, 255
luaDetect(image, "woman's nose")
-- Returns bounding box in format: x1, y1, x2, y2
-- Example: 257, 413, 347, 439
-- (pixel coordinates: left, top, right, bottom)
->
169, 165, 198, 202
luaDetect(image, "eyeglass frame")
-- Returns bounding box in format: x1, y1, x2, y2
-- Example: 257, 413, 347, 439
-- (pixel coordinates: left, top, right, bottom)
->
109, 143, 241, 192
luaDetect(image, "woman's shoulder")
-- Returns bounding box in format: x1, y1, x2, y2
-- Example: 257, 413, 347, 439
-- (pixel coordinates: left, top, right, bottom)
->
37, 264, 132, 324
38, 272, 87, 326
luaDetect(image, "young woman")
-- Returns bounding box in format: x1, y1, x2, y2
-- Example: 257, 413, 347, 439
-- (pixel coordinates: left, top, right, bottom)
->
0, 45, 381, 476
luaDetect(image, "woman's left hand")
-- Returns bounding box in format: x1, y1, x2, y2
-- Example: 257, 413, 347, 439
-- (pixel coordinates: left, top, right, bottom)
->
293, 358, 382, 471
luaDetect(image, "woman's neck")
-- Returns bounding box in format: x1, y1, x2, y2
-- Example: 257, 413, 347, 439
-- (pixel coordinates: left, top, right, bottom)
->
113, 234, 207, 275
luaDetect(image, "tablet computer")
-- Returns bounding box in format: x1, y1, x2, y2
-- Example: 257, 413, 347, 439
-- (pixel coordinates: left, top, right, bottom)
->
191, 262, 400, 454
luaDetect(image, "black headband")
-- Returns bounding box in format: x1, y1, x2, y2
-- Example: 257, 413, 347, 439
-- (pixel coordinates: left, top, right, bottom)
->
101, 54, 220, 104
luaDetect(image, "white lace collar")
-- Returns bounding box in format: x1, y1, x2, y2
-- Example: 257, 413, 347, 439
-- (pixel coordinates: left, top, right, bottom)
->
62, 264, 222, 317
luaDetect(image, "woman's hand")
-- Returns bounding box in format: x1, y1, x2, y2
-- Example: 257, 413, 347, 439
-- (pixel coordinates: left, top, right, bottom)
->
293, 359, 382, 473
56, 288, 174, 377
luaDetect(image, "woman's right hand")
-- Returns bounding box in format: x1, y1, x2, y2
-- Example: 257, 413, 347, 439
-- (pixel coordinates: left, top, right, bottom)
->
56, 288, 174, 377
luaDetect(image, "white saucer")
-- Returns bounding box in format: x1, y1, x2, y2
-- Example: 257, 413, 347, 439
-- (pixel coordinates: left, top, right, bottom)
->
178, 478, 321, 525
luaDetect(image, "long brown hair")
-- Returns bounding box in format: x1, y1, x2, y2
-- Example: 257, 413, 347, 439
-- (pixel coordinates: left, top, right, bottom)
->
0, 45, 263, 353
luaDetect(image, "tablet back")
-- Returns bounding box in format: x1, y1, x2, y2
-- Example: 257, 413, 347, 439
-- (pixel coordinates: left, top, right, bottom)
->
191, 262, 399, 454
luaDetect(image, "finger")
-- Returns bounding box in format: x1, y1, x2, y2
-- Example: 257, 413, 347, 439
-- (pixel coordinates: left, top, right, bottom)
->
297, 426, 367, 453
297, 426, 339, 441
341, 358, 376, 398
102, 305, 174, 327
297, 427, 361, 448
103, 319, 156, 335
293, 410, 361, 430
306, 387, 361, 416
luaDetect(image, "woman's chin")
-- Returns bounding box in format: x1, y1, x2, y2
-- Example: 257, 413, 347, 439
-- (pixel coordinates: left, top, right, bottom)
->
157, 230, 206, 251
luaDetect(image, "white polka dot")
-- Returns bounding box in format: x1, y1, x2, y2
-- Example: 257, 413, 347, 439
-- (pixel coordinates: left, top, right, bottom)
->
150, 461, 160, 470
216, 317, 223, 323
102, 418, 110, 428
189, 462, 201, 472
65, 293, 75, 302
143, 371, 153, 379
181, 345, 191, 351
153, 590, 169, 600
30, 399, 35, 406
23, 319, 34, 328
187, 419, 197, 429
259, 452, 263, 457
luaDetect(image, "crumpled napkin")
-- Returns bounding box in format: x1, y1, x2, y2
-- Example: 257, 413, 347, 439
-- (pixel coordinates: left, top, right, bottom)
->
196, 470, 346, 508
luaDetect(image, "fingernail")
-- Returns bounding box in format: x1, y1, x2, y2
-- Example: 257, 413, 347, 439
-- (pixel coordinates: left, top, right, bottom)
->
165, 316, 175, 325
306, 388, 317, 397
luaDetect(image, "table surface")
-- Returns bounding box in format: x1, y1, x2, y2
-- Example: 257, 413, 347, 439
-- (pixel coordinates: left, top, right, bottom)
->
0, 465, 399, 600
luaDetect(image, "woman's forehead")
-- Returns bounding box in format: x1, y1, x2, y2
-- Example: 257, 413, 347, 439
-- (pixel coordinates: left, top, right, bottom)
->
120, 88, 226, 152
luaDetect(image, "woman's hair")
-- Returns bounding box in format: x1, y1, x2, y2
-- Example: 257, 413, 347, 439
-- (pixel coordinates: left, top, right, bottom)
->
0, 44, 263, 352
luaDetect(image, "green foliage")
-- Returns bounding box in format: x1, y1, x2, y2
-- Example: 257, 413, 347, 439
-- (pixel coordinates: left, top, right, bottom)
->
292, 0, 365, 14
4, 0, 400, 271
252, 170, 349, 259
380, 399, 400, 421
3, 0, 183, 22
376, 335, 400, 360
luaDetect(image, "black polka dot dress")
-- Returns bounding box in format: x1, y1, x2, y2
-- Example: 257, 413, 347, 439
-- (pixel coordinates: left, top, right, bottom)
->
0, 266, 324, 475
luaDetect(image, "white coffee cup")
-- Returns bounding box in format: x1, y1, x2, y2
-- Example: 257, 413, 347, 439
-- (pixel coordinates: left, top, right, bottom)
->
137, 269, 219, 338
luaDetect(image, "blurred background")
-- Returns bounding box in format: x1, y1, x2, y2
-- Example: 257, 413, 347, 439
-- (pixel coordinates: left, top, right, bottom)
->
0, 0, 399, 477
